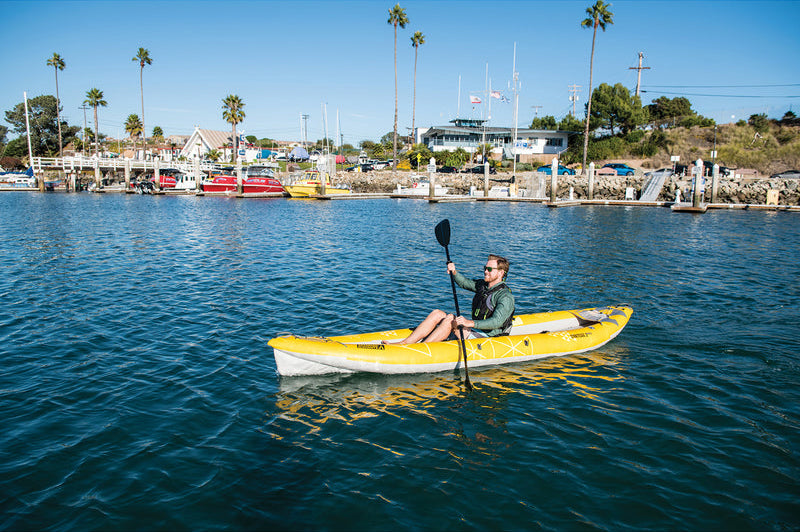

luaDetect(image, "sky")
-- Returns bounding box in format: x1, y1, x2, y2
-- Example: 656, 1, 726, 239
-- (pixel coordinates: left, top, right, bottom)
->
2, 0, 799, 146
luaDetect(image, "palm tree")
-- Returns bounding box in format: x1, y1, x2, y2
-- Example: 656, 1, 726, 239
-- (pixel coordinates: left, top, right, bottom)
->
84, 88, 107, 188
387, 4, 408, 172
83, 88, 107, 158
580, 0, 614, 174
222, 94, 246, 191
124, 114, 143, 151
410, 31, 425, 147
46, 53, 65, 157
132, 48, 152, 160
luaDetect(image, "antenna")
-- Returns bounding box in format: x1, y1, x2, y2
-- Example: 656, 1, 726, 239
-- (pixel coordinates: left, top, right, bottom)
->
568, 84, 581, 117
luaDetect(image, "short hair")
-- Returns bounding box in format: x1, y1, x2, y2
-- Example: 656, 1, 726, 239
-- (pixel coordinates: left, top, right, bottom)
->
488, 254, 510, 277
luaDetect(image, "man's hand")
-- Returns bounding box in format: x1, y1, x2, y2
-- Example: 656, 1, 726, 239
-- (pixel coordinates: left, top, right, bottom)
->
447, 262, 456, 275
453, 315, 474, 329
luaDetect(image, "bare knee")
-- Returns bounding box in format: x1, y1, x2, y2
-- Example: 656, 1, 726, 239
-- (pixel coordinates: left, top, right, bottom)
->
429, 309, 448, 321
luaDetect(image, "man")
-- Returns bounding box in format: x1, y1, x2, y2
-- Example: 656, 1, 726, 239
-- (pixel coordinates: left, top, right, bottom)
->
390, 254, 515, 344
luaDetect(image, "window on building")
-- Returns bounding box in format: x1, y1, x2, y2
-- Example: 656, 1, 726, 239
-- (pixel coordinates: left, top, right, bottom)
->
545, 138, 563, 147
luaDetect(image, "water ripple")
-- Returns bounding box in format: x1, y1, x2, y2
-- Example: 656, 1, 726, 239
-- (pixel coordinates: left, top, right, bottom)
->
1, 195, 798, 530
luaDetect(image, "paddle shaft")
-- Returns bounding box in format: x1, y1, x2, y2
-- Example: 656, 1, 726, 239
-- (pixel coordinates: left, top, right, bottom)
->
442, 245, 472, 391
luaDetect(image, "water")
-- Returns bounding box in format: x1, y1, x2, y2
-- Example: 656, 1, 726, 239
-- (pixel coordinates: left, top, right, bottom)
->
1, 193, 798, 530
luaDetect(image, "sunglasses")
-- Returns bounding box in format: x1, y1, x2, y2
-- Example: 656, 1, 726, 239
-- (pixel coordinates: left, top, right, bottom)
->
484, 266, 501, 272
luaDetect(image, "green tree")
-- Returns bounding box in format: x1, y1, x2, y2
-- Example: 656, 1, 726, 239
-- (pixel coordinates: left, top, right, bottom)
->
748, 113, 770, 134
152, 126, 164, 139
589, 82, 646, 135
133, 48, 152, 158
83, 88, 107, 157
558, 114, 585, 131
206, 149, 221, 162
0, 124, 7, 146
406, 143, 432, 169
580, 0, 614, 173
124, 114, 143, 151
410, 31, 425, 146
222, 94, 245, 163
46, 53, 65, 156
3, 137, 27, 159
246, 135, 257, 144
388, 3, 408, 171
645, 96, 694, 127
530, 115, 558, 130
5, 94, 79, 157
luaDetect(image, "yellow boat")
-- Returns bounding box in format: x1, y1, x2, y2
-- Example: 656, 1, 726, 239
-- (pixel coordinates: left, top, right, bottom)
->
269, 305, 632, 376
284, 169, 351, 198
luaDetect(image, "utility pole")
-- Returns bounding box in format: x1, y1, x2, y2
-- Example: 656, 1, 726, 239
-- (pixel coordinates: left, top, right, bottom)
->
530, 105, 542, 121
568, 84, 581, 117
628, 52, 650, 97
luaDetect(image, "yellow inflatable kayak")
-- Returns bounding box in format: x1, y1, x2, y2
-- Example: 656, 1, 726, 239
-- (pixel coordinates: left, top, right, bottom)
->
269, 305, 632, 376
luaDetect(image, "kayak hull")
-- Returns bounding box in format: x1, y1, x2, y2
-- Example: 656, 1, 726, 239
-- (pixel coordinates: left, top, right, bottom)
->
269, 305, 632, 376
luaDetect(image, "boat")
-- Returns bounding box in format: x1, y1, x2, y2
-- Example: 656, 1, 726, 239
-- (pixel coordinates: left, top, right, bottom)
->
284, 169, 350, 197
201, 165, 284, 194
0, 167, 36, 188
269, 305, 632, 376
395, 178, 449, 196
243, 164, 285, 194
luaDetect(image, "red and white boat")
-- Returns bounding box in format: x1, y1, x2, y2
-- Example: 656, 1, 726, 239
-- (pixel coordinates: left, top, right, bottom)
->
202, 164, 284, 194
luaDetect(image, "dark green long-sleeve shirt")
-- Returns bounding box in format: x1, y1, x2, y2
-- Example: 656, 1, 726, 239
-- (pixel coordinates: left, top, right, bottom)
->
452, 271, 515, 336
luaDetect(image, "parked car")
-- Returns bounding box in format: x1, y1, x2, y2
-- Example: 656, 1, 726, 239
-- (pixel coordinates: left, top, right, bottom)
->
770, 169, 800, 178
465, 165, 497, 174
347, 163, 375, 172
643, 167, 674, 179
702, 161, 732, 177
372, 161, 388, 170
438, 165, 459, 173
602, 163, 636, 176
536, 164, 575, 176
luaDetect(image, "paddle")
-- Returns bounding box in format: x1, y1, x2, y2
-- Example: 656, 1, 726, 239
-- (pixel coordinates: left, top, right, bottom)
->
434, 219, 473, 391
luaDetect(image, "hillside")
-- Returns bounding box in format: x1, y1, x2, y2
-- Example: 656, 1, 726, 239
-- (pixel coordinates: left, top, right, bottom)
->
610, 122, 800, 176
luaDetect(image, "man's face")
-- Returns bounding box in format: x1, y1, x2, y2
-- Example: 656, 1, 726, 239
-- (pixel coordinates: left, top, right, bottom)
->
483, 259, 503, 283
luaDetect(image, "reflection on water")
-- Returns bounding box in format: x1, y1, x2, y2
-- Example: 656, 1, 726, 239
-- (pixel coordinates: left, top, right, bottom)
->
271, 348, 627, 433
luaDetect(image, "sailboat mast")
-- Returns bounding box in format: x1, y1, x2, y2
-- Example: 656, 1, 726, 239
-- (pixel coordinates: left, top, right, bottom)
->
512, 42, 519, 178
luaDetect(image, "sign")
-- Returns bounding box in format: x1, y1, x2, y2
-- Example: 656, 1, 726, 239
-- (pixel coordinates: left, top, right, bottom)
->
427, 164, 436, 174
710, 150, 717, 158
670, 155, 680, 162
238, 149, 245, 156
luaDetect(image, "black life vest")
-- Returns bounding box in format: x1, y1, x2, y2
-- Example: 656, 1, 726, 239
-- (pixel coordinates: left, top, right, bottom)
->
471, 281, 514, 335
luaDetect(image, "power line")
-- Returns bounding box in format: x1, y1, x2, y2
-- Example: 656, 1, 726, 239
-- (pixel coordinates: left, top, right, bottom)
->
645, 83, 800, 88
641, 90, 800, 98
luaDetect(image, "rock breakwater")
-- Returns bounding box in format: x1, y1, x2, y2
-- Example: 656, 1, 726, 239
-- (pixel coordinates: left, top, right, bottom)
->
321, 171, 800, 205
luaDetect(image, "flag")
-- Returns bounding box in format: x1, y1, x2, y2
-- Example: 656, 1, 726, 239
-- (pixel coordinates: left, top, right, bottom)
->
491, 90, 501, 99
470, 95, 481, 104
501, 95, 510, 103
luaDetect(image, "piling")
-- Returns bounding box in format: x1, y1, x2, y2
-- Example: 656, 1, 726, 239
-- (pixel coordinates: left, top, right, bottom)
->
711, 164, 720, 204
124, 159, 131, 190
428, 157, 436, 200
693, 158, 703, 208
588, 162, 595, 200
154, 159, 161, 192
549, 157, 558, 203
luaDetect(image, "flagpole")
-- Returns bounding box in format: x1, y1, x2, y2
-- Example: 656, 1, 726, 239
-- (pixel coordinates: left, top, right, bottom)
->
457, 75, 461, 119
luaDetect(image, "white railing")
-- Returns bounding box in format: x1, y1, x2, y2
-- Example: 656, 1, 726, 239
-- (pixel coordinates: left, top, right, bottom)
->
32, 156, 226, 174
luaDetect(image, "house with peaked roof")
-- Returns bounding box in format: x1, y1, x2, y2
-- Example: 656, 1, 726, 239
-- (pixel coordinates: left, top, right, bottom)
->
180, 127, 235, 160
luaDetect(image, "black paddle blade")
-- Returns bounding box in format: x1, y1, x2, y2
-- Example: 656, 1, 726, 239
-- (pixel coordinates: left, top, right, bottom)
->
435, 219, 451, 247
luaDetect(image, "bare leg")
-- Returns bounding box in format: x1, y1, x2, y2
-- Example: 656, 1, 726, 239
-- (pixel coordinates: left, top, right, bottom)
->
388, 309, 451, 344
423, 315, 458, 343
